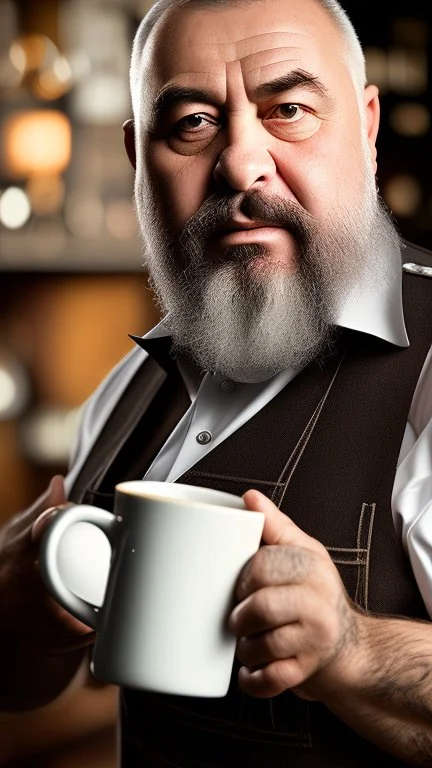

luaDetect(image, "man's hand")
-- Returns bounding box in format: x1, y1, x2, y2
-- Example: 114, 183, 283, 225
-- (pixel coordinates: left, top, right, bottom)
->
0, 475, 95, 711
229, 489, 361, 700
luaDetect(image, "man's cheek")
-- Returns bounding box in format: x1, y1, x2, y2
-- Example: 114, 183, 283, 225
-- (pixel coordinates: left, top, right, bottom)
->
145, 147, 212, 232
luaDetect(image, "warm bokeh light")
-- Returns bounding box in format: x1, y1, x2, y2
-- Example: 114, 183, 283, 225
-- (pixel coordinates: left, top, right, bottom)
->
26, 175, 65, 216
0, 352, 30, 420
4, 109, 72, 177
384, 174, 423, 217
20, 405, 83, 464
365, 47, 389, 93
388, 49, 428, 94
8, 41, 26, 74
390, 102, 431, 137
8, 34, 74, 100
0, 369, 18, 416
64, 192, 105, 238
72, 73, 130, 124
0, 186, 31, 229
392, 17, 428, 48
9, 34, 58, 76
33, 57, 73, 100
105, 200, 137, 240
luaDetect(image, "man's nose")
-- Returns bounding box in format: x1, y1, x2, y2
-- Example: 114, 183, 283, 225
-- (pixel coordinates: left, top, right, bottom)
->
213, 123, 276, 192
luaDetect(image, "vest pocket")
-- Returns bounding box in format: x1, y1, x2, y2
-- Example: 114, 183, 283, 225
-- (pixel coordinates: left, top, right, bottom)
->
327, 502, 375, 610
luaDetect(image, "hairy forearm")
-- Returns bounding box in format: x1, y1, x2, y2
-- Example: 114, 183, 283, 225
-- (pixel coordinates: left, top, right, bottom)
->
0, 477, 93, 713
0, 641, 88, 711
0, 670, 117, 765
323, 614, 432, 765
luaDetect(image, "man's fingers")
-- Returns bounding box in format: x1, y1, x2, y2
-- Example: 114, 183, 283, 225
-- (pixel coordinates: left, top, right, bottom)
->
30, 476, 69, 542
237, 659, 304, 698
236, 622, 303, 668
20, 474, 67, 528
230, 583, 305, 634
47, 597, 96, 639
242, 489, 304, 547
46, 474, 67, 507
234, 491, 327, 604
31, 506, 64, 542
242, 489, 322, 551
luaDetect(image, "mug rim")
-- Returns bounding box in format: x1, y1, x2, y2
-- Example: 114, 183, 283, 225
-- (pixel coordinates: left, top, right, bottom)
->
115, 480, 256, 514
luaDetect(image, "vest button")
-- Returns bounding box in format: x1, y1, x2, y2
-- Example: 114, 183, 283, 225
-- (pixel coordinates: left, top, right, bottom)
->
220, 379, 236, 393
196, 430, 212, 445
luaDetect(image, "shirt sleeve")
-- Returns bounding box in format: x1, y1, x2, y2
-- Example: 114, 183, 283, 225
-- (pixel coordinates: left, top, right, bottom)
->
392, 344, 432, 617
64, 345, 147, 496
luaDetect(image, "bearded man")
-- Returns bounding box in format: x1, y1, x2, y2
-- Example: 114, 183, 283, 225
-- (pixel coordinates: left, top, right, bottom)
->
1, 0, 432, 766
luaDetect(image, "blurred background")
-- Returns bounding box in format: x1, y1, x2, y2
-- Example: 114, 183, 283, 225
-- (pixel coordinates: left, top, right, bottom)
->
0, 0, 161, 523
0, 0, 430, 765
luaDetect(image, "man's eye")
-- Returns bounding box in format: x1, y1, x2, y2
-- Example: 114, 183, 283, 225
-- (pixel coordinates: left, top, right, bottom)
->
269, 103, 306, 121
174, 113, 218, 133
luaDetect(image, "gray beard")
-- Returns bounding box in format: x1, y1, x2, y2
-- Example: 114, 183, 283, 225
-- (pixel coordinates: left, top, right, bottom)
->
136, 187, 402, 383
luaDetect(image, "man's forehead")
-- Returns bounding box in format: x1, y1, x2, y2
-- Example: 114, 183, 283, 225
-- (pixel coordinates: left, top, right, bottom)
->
142, 0, 342, 89
157, 37, 312, 79
159, 30, 309, 66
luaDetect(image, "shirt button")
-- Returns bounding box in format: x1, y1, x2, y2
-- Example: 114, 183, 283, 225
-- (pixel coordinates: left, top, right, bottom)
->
220, 379, 236, 394
196, 430, 212, 445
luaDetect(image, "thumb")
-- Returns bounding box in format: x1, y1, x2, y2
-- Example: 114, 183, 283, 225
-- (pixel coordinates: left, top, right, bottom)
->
28, 474, 67, 517
242, 489, 307, 547
31, 475, 68, 542
46, 474, 67, 507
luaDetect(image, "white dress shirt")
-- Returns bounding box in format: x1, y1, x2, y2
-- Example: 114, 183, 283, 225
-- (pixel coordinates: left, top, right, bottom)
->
65, 245, 432, 616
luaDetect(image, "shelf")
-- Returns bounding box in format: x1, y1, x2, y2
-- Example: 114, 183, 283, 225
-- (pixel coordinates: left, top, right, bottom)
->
0, 230, 144, 272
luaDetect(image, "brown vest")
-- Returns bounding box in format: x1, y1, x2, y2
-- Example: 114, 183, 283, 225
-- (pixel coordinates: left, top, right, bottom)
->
69, 243, 432, 767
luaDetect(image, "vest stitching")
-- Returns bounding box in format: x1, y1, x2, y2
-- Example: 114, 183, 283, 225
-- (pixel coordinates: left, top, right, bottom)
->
325, 546, 367, 566
363, 502, 375, 611
182, 472, 294, 486
331, 557, 366, 566
355, 502, 376, 609
327, 546, 366, 554
271, 350, 347, 509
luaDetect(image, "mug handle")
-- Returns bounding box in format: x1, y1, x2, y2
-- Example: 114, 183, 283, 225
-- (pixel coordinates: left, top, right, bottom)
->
39, 505, 117, 630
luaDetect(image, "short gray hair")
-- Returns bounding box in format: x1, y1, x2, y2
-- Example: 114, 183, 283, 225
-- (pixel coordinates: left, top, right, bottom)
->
130, 0, 367, 118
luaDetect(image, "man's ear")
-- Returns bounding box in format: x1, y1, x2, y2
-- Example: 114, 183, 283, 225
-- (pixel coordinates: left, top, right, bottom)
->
123, 118, 136, 169
363, 85, 380, 174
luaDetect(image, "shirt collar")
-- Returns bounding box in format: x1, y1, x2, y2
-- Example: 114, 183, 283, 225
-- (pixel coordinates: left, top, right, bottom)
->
131, 242, 409, 368
335, 241, 409, 347
129, 322, 176, 372
130, 322, 202, 397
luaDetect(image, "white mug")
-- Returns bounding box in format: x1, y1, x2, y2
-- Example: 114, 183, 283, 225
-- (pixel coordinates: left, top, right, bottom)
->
39, 480, 265, 697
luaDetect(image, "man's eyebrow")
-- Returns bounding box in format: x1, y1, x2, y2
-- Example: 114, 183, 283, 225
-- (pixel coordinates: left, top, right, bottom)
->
254, 69, 330, 100
151, 69, 330, 123
152, 85, 218, 123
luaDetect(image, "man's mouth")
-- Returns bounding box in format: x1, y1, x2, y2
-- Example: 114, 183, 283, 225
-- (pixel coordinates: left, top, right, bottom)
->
217, 219, 283, 235
215, 223, 285, 245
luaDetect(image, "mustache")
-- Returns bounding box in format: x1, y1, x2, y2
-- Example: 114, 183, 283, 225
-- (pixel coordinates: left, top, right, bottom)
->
179, 190, 316, 258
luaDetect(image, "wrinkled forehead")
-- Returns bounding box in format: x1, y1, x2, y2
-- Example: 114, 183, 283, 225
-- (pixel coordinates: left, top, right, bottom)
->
140, 0, 350, 98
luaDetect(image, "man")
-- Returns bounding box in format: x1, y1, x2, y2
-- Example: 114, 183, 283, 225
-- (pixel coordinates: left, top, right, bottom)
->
1, 0, 432, 765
